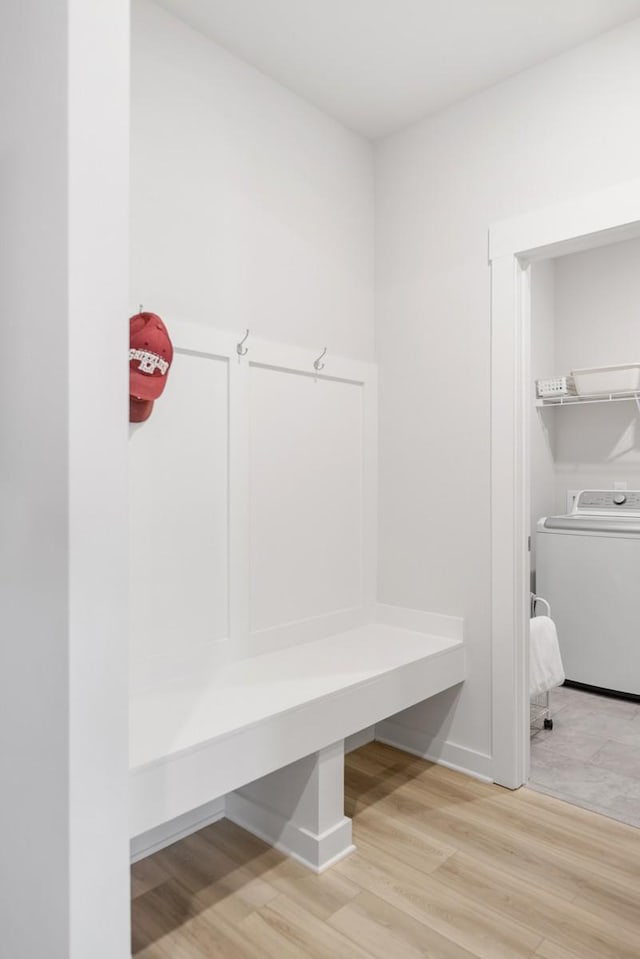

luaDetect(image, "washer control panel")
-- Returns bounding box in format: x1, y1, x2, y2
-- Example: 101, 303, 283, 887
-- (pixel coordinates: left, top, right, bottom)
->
576, 490, 640, 512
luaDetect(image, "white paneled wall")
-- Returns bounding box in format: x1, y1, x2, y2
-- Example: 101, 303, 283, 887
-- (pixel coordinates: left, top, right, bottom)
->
249, 366, 364, 633
129, 323, 376, 690
129, 351, 230, 688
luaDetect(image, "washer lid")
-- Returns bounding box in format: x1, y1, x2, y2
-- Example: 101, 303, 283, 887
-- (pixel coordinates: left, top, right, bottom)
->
542, 516, 640, 533
539, 489, 640, 532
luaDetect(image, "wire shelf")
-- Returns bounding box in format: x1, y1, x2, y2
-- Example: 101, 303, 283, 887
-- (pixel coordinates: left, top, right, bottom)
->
536, 390, 640, 410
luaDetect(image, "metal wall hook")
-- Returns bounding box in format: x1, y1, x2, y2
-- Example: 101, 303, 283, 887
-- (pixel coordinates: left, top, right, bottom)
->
313, 347, 327, 371
236, 329, 250, 356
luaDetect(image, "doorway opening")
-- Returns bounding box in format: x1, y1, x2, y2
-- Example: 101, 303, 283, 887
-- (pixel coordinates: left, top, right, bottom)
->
489, 179, 640, 806
527, 241, 640, 826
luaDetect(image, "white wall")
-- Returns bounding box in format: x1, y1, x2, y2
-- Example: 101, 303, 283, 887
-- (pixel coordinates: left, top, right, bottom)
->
0, 6, 69, 952
553, 236, 640, 503
131, 0, 374, 360
128, 330, 375, 693
530, 260, 557, 584
129, 0, 640, 784
129, 2, 375, 700
129, 350, 230, 687
0, 2, 130, 957
249, 365, 365, 633
375, 18, 640, 769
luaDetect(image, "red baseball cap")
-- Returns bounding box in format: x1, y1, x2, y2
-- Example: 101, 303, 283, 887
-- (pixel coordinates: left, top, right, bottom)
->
129, 312, 173, 422
129, 395, 154, 423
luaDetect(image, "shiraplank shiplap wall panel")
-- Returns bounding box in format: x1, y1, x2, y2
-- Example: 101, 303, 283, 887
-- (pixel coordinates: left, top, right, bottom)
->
129, 350, 229, 683
249, 365, 364, 635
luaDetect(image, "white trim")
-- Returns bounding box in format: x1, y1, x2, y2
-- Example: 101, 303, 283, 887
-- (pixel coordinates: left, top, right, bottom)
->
375, 721, 493, 783
489, 254, 530, 788
488, 177, 640, 789
163, 319, 375, 390
248, 340, 373, 386
228, 349, 251, 659
489, 178, 640, 261
130, 797, 225, 863
226, 792, 354, 874
363, 369, 379, 620
226, 740, 355, 873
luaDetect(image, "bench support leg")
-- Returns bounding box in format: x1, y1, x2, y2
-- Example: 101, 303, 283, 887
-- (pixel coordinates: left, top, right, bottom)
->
225, 739, 354, 872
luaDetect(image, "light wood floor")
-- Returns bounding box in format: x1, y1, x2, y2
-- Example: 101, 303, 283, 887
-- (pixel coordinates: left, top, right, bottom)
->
131, 742, 640, 958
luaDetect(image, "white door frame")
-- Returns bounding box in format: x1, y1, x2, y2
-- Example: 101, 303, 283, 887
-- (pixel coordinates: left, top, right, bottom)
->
488, 178, 640, 789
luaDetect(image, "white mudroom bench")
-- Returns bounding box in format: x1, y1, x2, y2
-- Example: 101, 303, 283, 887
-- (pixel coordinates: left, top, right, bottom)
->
130, 614, 465, 872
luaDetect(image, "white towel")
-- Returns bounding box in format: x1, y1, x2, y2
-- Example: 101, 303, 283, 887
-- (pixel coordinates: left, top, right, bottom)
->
530, 615, 565, 697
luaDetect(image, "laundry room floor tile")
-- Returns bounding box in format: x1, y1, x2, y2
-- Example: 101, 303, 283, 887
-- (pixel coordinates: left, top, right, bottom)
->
533, 711, 640, 750
529, 754, 636, 807
529, 686, 640, 829
590, 739, 640, 779
551, 691, 638, 723
530, 726, 605, 763
550, 685, 638, 716
548, 684, 597, 711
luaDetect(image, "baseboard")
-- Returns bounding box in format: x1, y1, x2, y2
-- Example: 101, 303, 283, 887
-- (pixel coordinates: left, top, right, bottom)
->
225, 791, 355, 873
375, 720, 493, 783
130, 796, 226, 863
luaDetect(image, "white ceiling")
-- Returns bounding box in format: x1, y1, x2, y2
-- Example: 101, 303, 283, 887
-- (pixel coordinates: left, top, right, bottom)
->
155, 0, 640, 139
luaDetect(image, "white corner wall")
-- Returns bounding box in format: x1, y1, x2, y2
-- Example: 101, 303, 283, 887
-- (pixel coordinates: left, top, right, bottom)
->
375, 17, 640, 772
130, 0, 374, 360
0, 2, 130, 957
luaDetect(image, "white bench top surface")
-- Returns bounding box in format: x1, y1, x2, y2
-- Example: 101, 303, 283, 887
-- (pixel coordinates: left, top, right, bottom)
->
130, 624, 462, 770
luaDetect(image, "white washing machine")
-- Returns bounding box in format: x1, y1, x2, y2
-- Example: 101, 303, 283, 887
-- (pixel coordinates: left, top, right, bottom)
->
537, 489, 640, 700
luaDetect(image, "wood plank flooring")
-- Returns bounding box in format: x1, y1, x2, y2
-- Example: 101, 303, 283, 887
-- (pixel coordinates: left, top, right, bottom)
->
131, 742, 640, 958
